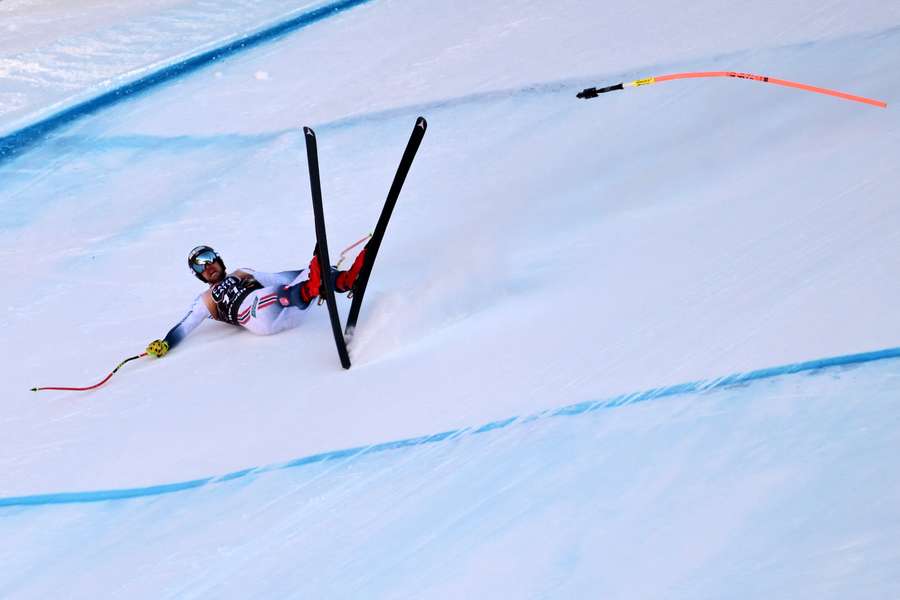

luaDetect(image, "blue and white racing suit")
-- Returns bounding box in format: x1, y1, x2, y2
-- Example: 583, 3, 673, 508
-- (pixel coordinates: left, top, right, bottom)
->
163, 268, 310, 350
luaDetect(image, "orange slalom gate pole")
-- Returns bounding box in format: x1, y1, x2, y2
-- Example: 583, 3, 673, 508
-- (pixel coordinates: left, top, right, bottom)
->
577, 70, 887, 108
31, 353, 148, 392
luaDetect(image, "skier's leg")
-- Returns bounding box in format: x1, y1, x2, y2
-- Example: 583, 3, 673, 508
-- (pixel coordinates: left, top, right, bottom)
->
262, 304, 308, 335
278, 254, 322, 307
272, 245, 366, 307
238, 288, 309, 335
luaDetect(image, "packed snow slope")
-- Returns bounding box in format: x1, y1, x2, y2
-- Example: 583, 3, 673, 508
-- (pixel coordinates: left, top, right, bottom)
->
0, 0, 341, 134
2, 359, 899, 598
2, 0, 898, 491
1, 0, 899, 594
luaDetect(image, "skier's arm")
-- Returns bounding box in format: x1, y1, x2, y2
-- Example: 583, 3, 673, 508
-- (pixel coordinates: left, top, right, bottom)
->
146, 296, 211, 357
243, 269, 304, 288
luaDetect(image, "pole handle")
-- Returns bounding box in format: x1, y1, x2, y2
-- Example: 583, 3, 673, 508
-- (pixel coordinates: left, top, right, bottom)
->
577, 83, 624, 99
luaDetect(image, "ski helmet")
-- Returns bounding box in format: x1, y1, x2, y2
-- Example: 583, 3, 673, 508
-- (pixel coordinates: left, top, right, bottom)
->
188, 245, 225, 282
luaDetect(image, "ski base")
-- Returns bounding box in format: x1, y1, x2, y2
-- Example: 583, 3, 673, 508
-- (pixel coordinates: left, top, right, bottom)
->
345, 116, 427, 339
303, 126, 351, 369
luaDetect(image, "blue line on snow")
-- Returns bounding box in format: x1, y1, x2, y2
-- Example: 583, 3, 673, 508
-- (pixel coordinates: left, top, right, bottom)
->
2, 345, 898, 508
0, 0, 375, 164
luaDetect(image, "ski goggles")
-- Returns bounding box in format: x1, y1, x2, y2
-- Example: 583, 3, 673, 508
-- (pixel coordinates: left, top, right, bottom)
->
190, 249, 219, 273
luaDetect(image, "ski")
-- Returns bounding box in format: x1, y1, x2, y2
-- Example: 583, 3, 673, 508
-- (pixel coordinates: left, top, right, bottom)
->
303, 126, 351, 369
345, 116, 427, 338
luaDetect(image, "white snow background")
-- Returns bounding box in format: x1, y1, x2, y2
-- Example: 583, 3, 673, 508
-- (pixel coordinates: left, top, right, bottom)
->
1, 0, 899, 597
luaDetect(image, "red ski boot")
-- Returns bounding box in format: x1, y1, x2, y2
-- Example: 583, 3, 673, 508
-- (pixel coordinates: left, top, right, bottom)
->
278, 253, 322, 307
334, 247, 367, 293
301, 253, 322, 302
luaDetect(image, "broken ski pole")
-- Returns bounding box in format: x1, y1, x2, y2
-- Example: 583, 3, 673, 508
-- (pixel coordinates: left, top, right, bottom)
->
577, 71, 887, 108
31, 352, 147, 392
336, 233, 372, 269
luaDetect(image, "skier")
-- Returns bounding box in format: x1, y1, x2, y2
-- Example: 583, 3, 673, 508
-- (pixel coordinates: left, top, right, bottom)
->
144, 245, 366, 358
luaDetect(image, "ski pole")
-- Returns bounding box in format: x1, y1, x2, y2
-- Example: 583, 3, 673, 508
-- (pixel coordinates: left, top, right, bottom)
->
577, 70, 887, 108
335, 233, 372, 269
31, 353, 148, 392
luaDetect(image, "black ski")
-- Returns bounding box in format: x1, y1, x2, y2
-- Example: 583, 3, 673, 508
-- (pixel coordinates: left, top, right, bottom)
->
345, 116, 427, 338
303, 126, 351, 369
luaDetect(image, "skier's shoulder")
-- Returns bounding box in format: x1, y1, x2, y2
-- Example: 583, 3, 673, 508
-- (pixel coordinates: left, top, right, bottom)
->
205, 269, 255, 285
230, 268, 256, 279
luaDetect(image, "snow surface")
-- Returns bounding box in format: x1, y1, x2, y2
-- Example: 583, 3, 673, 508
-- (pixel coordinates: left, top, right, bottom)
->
1, 0, 899, 596
3, 360, 899, 598
0, 0, 333, 134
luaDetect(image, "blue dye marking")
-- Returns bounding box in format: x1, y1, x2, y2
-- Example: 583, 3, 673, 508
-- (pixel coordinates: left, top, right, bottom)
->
552, 347, 900, 418
1, 345, 898, 508
0, 0, 374, 164
283, 446, 365, 469
216, 468, 256, 482
474, 418, 518, 434
553, 401, 595, 417
423, 430, 465, 442
1, 477, 211, 507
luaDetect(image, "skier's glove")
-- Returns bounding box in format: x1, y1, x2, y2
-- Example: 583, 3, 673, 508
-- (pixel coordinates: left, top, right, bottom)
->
146, 339, 169, 358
